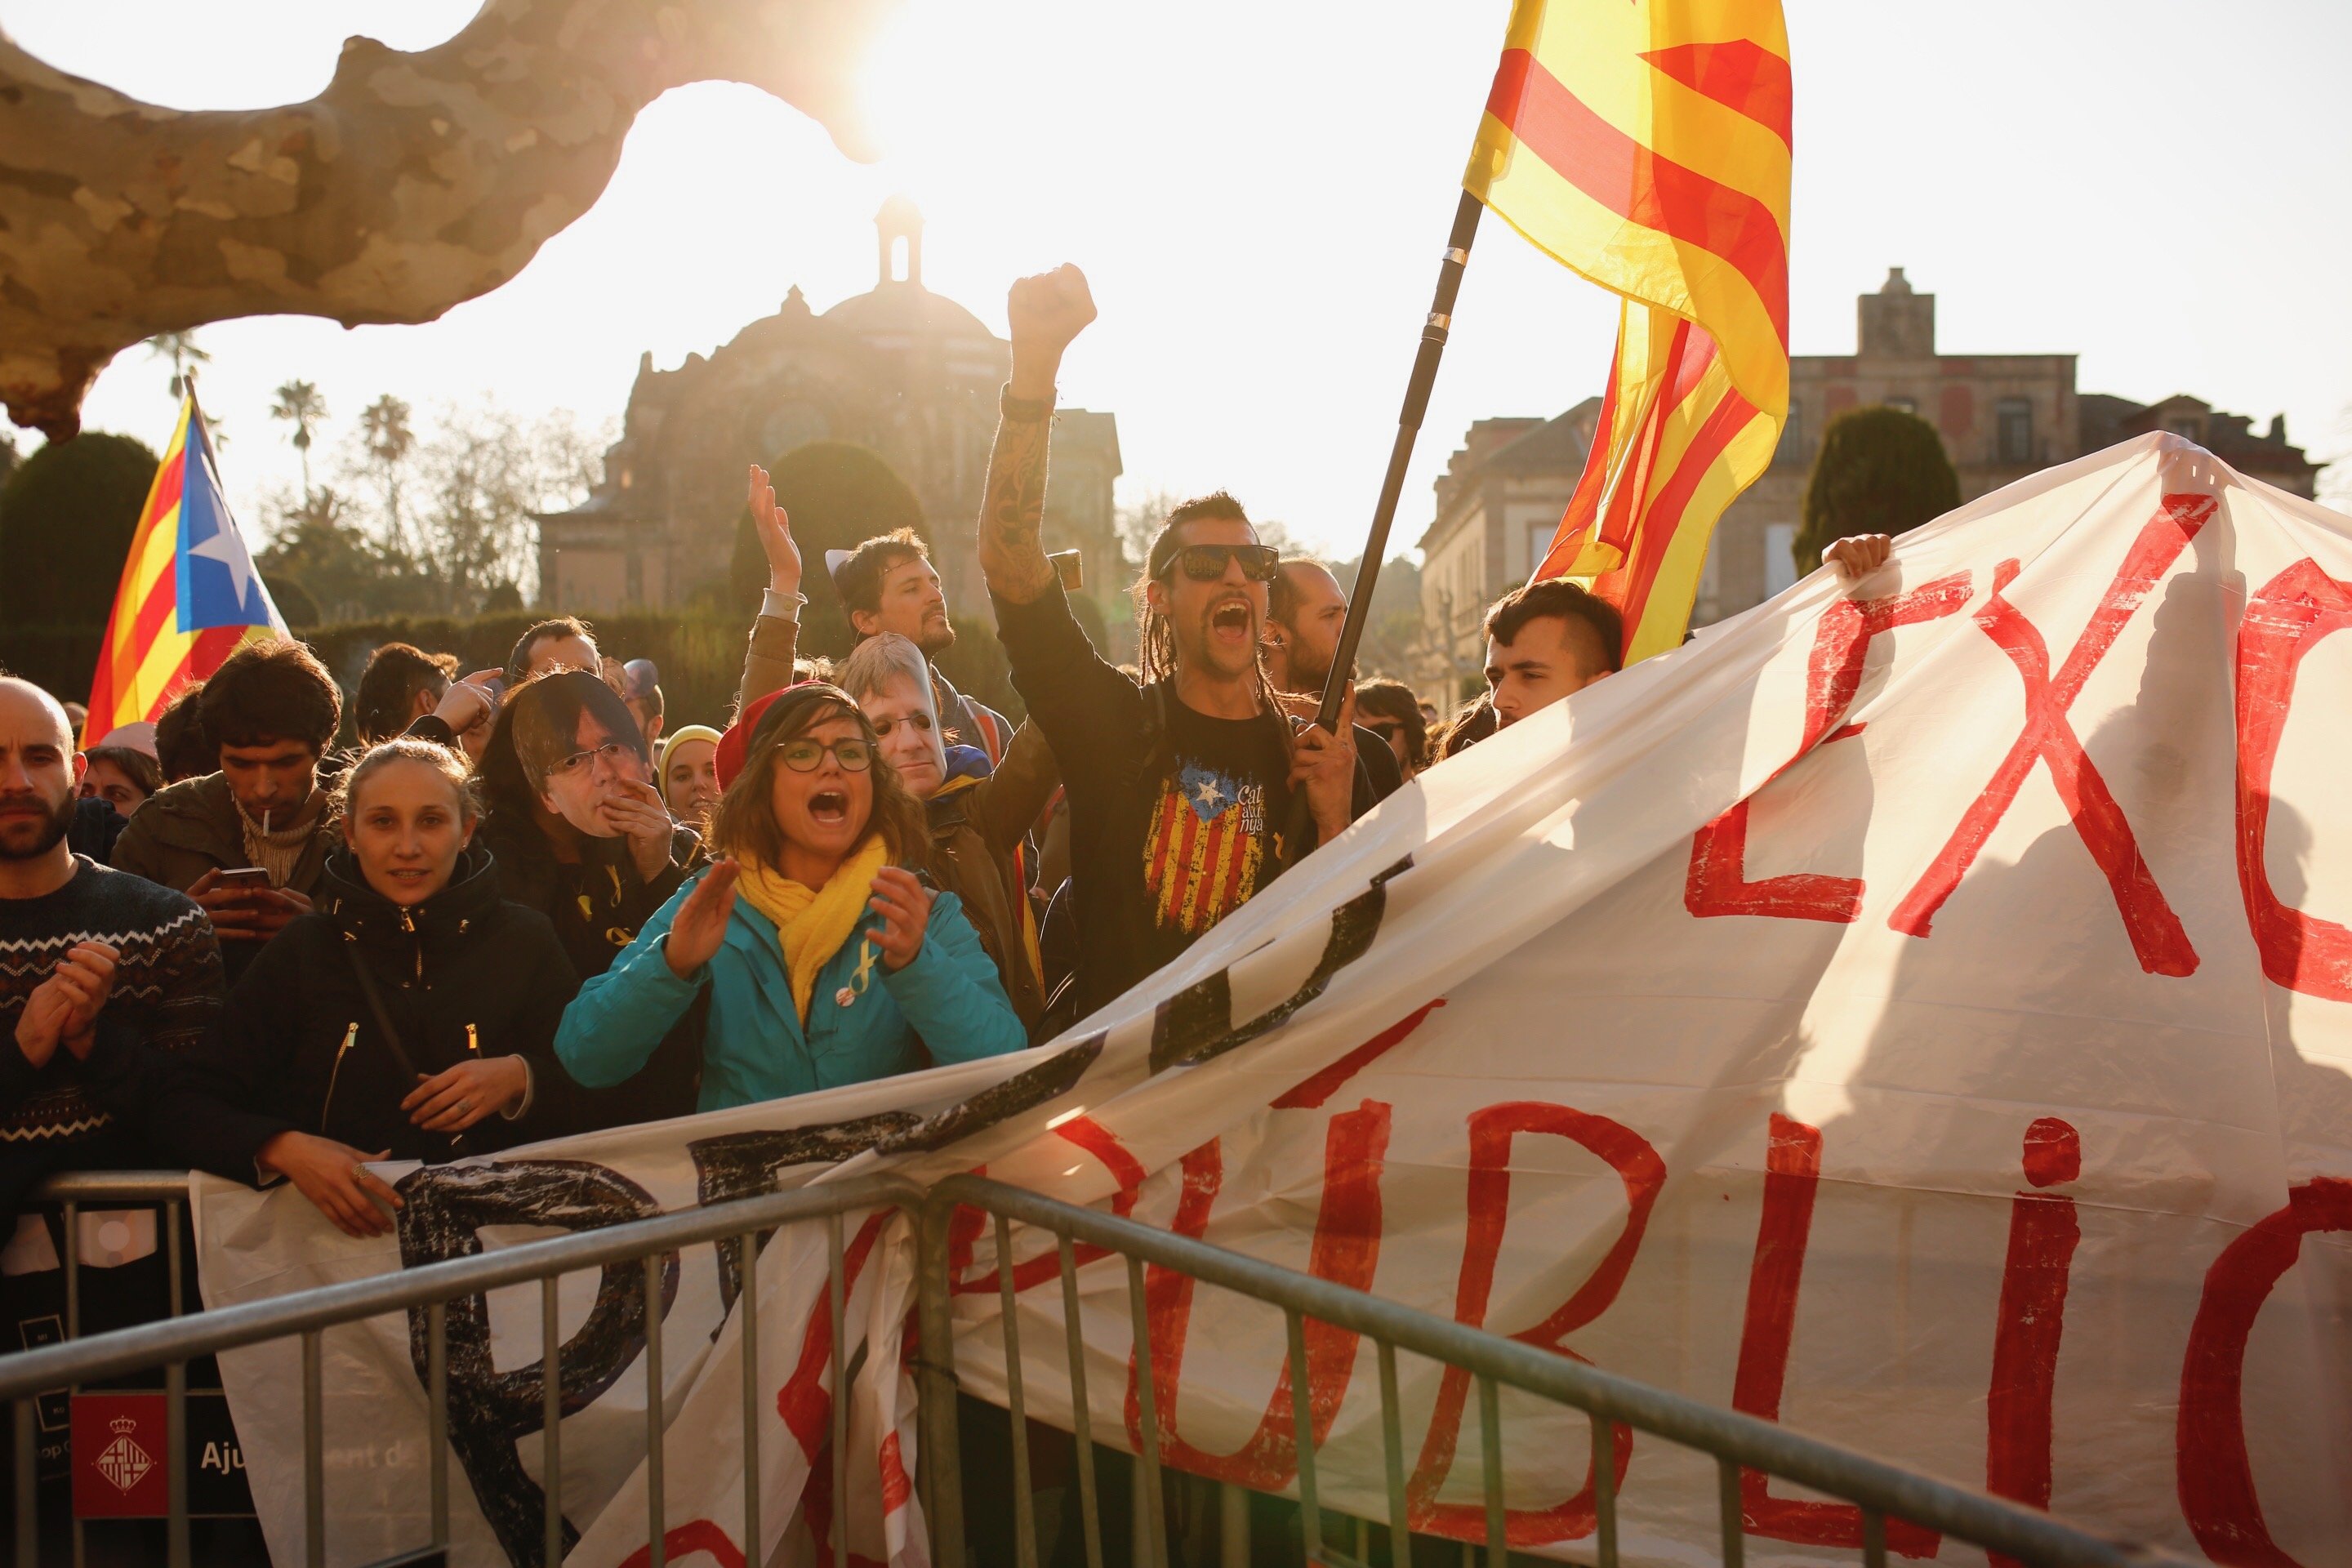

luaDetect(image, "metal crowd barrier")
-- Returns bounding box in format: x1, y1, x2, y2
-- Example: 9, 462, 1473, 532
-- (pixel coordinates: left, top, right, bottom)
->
914, 1174, 2200, 1568
7, 1169, 2202, 1568
7, 1170, 924, 1568
16, 1171, 198, 1568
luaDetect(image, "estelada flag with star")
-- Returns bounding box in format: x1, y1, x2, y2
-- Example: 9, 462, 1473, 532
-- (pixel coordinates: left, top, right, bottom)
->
1467, 0, 1792, 664
82, 393, 287, 747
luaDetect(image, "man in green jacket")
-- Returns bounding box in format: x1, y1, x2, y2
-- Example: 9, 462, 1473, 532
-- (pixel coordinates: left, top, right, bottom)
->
112, 639, 341, 982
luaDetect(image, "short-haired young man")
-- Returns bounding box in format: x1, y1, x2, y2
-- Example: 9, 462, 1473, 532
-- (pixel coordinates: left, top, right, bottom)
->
0, 677, 223, 1218
974, 265, 1377, 1018
111, 639, 342, 981
1477, 532, 1898, 733
152, 683, 213, 784
353, 641, 457, 744
833, 530, 1013, 765
505, 616, 599, 688
1481, 577, 1625, 728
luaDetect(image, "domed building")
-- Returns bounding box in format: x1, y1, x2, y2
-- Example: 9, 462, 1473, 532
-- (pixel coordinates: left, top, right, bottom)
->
537, 198, 1123, 617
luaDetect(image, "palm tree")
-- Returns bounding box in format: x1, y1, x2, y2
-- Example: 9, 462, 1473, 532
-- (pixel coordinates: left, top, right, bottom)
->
270, 380, 329, 497
145, 331, 212, 398
358, 393, 415, 556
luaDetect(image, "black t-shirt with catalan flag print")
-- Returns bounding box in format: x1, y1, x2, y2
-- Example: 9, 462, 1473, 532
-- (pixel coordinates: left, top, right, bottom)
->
1138, 701, 1294, 950
994, 583, 1383, 1018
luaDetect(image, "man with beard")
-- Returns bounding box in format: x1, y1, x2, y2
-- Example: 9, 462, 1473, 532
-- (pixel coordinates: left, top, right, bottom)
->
973, 265, 1374, 1018
0, 678, 223, 1219
1263, 557, 1403, 800
832, 530, 1015, 765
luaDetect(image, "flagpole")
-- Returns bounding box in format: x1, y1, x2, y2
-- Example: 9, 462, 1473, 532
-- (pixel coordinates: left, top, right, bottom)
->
1314, 189, 1483, 735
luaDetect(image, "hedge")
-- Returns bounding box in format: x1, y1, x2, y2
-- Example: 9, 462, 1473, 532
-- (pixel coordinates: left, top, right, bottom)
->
1, 609, 1026, 747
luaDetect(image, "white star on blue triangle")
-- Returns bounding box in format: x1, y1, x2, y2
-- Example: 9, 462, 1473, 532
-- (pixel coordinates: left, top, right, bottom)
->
174, 415, 284, 634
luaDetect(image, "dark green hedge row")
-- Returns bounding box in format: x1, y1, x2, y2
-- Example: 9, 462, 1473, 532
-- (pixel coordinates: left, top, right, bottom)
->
1, 609, 1026, 746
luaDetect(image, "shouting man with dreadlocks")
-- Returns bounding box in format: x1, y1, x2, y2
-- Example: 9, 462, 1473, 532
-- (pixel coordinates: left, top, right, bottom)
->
977, 265, 1378, 1020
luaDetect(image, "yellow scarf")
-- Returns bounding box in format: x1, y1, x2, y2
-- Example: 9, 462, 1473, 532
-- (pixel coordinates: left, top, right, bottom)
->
732, 835, 892, 1022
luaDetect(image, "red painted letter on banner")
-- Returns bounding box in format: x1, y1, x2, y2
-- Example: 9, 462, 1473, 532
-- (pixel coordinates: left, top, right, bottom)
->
1405, 1102, 1664, 1544
1891, 497, 2212, 976
2234, 559, 2352, 1001
1124, 1102, 1392, 1490
1986, 1117, 2082, 1568
2178, 1178, 2352, 1568
1730, 1113, 1940, 1556
1687, 572, 1971, 921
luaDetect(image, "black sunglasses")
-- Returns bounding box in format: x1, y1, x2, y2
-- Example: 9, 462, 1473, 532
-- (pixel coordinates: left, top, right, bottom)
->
1157, 543, 1281, 583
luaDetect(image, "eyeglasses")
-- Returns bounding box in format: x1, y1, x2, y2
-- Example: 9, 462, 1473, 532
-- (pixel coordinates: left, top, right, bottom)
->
1158, 543, 1281, 583
776, 737, 874, 773
550, 741, 636, 779
869, 711, 933, 737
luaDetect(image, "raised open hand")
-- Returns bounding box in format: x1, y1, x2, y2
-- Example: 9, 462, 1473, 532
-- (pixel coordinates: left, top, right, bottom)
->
664, 859, 741, 979
747, 464, 803, 599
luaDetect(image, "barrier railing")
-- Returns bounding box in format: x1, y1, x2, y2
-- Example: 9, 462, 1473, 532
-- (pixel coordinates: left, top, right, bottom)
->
7, 1171, 922, 1568
16, 1172, 202, 1568
915, 1174, 2200, 1568
8, 1169, 2203, 1568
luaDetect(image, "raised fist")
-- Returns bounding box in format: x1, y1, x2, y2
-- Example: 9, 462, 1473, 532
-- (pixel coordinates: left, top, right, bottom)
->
1006, 265, 1097, 362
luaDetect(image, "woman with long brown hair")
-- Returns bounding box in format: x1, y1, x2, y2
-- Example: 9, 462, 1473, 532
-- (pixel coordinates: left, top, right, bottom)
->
555, 683, 1026, 1108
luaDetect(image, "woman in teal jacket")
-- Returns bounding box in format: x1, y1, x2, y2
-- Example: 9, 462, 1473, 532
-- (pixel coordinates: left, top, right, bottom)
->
557, 684, 1027, 1110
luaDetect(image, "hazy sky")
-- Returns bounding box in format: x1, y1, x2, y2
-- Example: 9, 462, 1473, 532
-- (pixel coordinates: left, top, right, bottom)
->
11, 0, 2349, 565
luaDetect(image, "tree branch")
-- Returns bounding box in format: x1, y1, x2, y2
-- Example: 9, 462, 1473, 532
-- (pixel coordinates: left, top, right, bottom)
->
0, 0, 890, 438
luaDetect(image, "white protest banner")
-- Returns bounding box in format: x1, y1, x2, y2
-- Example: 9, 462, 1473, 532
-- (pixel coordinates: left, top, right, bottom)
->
198, 434, 2350, 1568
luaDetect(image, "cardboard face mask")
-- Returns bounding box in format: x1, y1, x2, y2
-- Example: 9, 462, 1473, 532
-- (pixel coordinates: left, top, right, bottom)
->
507, 671, 650, 838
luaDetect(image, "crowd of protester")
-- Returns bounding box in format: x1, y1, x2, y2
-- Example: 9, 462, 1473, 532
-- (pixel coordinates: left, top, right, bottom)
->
2, 265, 1896, 1547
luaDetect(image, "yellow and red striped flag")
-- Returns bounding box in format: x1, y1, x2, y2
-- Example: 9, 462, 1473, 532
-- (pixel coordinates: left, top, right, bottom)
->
1466, 0, 1792, 664
83, 394, 287, 747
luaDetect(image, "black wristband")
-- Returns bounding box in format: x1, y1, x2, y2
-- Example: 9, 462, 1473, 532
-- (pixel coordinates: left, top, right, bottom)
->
999, 385, 1055, 424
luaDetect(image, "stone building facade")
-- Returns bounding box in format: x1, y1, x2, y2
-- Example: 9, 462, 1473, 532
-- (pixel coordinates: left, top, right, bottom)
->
1413, 268, 2321, 696
537, 198, 1122, 617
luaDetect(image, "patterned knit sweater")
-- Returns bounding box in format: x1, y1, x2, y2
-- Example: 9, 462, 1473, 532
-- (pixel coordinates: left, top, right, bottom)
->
0, 857, 225, 1147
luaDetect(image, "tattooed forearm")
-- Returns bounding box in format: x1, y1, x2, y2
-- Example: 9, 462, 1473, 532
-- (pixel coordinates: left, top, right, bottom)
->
977, 408, 1056, 604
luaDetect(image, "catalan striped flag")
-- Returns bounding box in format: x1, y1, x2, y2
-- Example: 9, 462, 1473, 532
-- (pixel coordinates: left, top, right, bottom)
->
1465, 0, 1793, 664
82, 394, 287, 747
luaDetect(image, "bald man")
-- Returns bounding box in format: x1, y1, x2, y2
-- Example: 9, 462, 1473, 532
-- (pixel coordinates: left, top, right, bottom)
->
0, 678, 224, 1219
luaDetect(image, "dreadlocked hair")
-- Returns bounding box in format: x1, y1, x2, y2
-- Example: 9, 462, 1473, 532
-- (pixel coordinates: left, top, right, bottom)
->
1130, 492, 1297, 767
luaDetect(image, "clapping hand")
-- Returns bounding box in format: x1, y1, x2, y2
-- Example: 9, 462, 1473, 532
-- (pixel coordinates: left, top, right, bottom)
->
13, 941, 118, 1067
866, 866, 933, 971
664, 860, 741, 979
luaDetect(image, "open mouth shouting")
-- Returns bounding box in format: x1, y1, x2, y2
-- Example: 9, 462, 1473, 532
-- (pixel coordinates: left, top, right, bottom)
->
1209, 597, 1255, 647
808, 788, 852, 827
